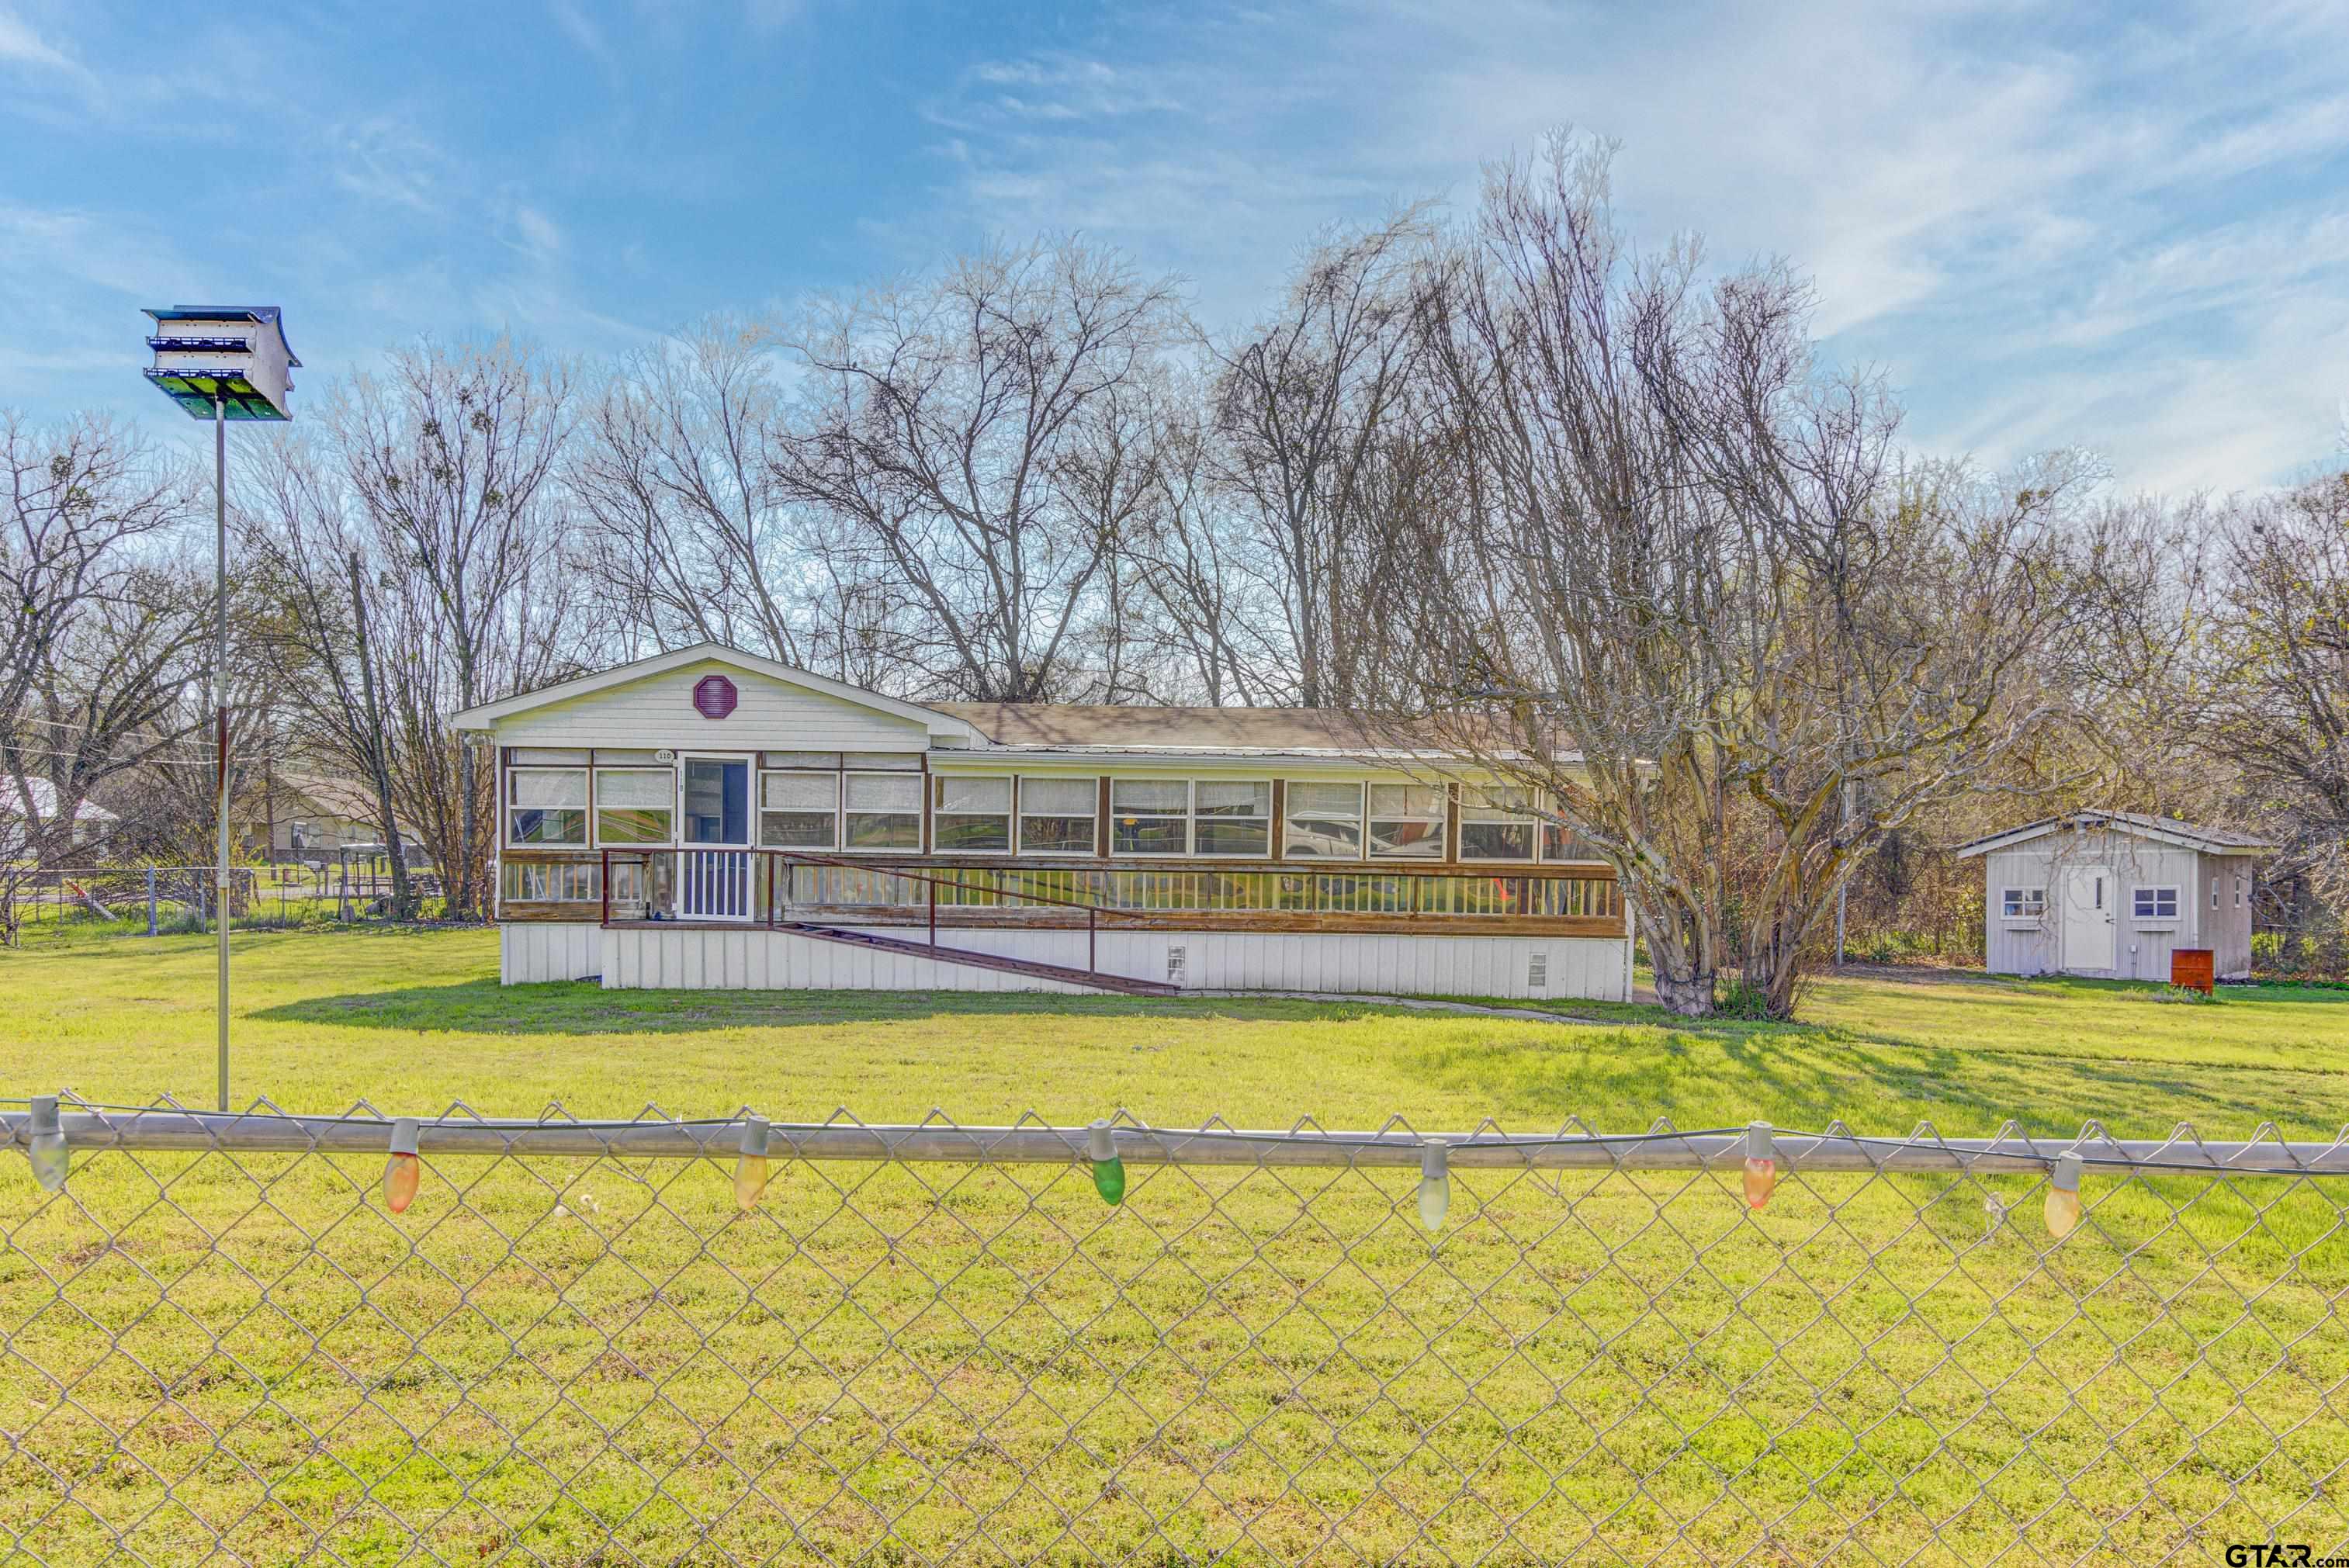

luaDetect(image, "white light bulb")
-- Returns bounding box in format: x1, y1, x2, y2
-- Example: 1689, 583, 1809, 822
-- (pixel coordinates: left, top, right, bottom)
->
26, 1096, 66, 1193
1417, 1140, 1450, 1234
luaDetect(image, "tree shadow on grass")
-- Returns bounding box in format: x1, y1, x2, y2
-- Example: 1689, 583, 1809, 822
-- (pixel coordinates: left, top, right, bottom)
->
1399, 1023, 2347, 1140
253, 978, 1411, 1034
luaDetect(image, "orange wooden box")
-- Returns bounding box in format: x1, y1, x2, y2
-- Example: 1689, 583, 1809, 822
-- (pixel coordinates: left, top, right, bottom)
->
2171, 948, 2216, 995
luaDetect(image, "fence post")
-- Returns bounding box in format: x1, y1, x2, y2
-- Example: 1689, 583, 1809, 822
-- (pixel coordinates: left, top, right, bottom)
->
147, 867, 158, 937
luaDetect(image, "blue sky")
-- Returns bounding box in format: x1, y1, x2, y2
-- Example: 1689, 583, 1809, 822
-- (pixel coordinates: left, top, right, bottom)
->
5, 0, 2347, 493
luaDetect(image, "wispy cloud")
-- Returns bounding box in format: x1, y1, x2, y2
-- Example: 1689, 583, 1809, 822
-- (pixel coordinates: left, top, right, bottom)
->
548, 0, 612, 64
919, 0, 2349, 491
329, 116, 449, 214
0, 9, 80, 77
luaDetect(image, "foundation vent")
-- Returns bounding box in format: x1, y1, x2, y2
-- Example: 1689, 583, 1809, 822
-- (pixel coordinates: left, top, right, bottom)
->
1166, 945, 1188, 983
1528, 950, 1549, 990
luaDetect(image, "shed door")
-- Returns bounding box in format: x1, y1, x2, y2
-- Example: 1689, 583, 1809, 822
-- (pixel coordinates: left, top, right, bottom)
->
2060, 866, 2115, 972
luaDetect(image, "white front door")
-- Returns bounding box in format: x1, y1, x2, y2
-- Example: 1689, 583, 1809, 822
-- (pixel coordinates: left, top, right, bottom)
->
2060, 866, 2115, 972
678, 755, 755, 920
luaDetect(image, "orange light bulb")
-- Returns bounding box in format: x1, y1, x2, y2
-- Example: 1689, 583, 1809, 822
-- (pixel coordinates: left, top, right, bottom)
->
1741, 1122, 1776, 1212
383, 1117, 421, 1216
383, 1152, 421, 1214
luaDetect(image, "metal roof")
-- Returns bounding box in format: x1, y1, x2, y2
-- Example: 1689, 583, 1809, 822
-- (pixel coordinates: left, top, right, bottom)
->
1952, 811, 2277, 859
143, 305, 300, 365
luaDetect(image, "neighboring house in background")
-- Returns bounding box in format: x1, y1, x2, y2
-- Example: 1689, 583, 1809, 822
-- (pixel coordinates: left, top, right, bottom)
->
454, 642, 1634, 1002
2, 778, 119, 856
249, 772, 413, 863
1956, 812, 2274, 982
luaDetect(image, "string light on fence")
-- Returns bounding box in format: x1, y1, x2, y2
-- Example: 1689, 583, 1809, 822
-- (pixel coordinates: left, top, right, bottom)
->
1418, 1138, 1450, 1234
383, 1117, 421, 1215
1743, 1120, 1777, 1210
2044, 1152, 2083, 1240
1088, 1119, 1125, 1206
27, 1096, 68, 1192
733, 1117, 771, 1211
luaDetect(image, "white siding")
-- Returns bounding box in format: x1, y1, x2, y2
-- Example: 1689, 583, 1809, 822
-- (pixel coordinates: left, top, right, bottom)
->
587, 925, 1630, 1001
501, 922, 601, 983
2113, 840, 2203, 984
599, 925, 1094, 993
1983, 830, 2250, 982
493, 659, 933, 750
1983, 848, 2061, 976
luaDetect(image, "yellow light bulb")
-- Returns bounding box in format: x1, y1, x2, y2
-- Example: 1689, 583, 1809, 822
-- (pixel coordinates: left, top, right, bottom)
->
733, 1153, 770, 1210
733, 1117, 772, 1211
2044, 1154, 2084, 1241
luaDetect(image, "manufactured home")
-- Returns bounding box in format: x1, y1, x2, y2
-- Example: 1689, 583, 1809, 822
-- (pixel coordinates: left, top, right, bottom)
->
453, 644, 1633, 1000
1955, 812, 2272, 982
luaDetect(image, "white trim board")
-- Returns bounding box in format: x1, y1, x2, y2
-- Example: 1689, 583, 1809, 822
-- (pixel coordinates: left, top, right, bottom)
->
453, 642, 979, 742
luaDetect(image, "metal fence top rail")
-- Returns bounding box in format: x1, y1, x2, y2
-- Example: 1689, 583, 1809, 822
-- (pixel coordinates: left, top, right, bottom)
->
8, 1099, 2349, 1175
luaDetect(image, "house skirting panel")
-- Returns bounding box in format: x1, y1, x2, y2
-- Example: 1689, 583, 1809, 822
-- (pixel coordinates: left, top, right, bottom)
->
497, 922, 1633, 1002
500, 922, 601, 984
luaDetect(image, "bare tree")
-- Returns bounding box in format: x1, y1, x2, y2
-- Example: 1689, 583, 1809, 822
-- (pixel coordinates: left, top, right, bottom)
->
0, 414, 210, 935
1117, 370, 1295, 704
2204, 473, 2349, 906
1407, 134, 2090, 1017
331, 341, 580, 917
234, 435, 414, 916
770, 238, 1182, 701
573, 317, 826, 666
1213, 211, 1437, 707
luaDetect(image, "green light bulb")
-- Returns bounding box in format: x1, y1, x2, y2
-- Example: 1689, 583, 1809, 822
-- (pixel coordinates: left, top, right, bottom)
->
1088, 1119, 1125, 1206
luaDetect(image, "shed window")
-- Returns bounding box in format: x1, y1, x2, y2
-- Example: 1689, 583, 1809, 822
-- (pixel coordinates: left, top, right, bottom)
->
1284, 782, 1363, 860
1020, 777, 1098, 854
760, 772, 837, 848
2001, 887, 2046, 918
1460, 786, 1537, 861
594, 768, 674, 845
2235, 875, 2244, 908
1112, 779, 1189, 855
934, 776, 1012, 852
508, 768, 587, 846
843, 773, 922, 850
1367, 784, 1446, 860
2133, 886, 2179, 919
1194, 781, 1272, 857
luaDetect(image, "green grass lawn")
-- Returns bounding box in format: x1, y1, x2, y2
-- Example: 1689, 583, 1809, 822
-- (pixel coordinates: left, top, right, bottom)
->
5, 922, 2347, 1136
5, 925, 2347, 1565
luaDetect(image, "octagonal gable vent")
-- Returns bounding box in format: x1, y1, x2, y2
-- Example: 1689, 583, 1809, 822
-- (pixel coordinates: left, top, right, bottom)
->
692, 674, 738, 720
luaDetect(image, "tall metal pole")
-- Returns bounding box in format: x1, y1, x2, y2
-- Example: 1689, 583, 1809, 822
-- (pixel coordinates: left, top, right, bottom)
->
213, 393, 230, 1113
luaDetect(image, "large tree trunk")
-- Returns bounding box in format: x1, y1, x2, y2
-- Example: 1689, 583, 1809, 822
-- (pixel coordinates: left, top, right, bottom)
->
347, 549, 413, 920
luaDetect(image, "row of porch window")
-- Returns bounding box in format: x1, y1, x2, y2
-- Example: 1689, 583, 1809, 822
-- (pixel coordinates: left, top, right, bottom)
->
501, 857, 1624, 918
507, 767, 1594, 864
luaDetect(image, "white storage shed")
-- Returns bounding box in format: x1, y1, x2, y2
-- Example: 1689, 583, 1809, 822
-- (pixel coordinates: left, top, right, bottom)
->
1954, 812, 2272, 982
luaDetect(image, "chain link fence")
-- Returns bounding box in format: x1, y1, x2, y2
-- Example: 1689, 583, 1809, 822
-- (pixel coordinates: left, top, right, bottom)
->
5, 1098, 2347, 1566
